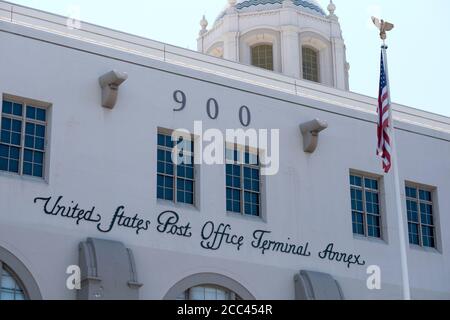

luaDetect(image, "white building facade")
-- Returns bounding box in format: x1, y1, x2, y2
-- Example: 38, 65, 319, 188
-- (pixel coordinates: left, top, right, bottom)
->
0, 0, 449, 300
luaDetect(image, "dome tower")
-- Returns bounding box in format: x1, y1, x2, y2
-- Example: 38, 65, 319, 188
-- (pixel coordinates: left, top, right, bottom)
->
198, 0, 350, 90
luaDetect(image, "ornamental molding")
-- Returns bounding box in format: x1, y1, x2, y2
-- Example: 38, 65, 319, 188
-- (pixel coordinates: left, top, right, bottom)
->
217, 6, 331, 24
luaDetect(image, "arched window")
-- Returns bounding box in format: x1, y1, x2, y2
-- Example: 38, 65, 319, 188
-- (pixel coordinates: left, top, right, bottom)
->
177, 285, 242, 301
302, 47, 319, 82
164, 273, 255, 300
251, 44, 274, 71
0, 263, 26, 300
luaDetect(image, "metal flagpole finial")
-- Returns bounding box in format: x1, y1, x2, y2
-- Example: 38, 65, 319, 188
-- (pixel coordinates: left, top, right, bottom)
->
372, 16, 394, 47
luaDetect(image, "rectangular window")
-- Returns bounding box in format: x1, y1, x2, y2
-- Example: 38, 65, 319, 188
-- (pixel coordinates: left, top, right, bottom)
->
157, 131, 195, 205
405, 185, 436, 248
226, 146, 261, 217
251, 45, 274, 71
302, 47, 319, 83
350, 173, 382, 238
0, 98, 47, 179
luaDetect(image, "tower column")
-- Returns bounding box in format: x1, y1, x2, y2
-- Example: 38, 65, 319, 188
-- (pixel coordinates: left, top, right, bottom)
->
223, 32, 239, 61
281, 26, 300, 79
331, 37, 347, 90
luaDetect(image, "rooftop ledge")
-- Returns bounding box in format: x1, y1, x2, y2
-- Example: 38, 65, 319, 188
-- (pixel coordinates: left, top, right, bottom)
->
0, 0, 449, 137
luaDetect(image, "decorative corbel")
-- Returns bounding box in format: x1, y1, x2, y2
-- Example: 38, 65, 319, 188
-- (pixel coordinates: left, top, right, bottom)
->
300, 119, 328, 153
99, 70, 128, 109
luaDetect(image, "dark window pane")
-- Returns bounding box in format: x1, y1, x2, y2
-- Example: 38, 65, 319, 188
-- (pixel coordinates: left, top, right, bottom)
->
226, 188, 232, 199
36, 108, 46, 121
406, 187, 417, 199
1, 130, 10, 144
243, 167, 251, 178
1, 117, 11, 130
9, 159, 19, 173
34, 151, 44, 164
25, 135, 33, 148
178, 165, 186, 177
22, 162, 32, 176
0, 157, 7, 171
26, 106, 36, 119
165, 135, 173, 148
11, 133, 21, 146
35, 138, 45, 151
166, 163, 174, 176
186, 193, 193, 205
13, 103, 23, 116
11, 120, 21, 133
33, 164, 43, 177
186, 167, 194, 179
0, 144, 8, 157
233, 177, 240, 188
233, 189, 240, 202
177, 178, 185, 191
408, 223, 420, 245
9, 146, 19, 160
165, 189, 173, 201
157, 134, 165, 146
355, 224, 365, 235
165, 176, 173, 189
226, 175, 232, 187
252, 180, 260, 192
177, 191, 185, 203
233, 201, 240, 213
25, 123, 34, 135
252, 169, 259, 180
244, 204, 251, 215
185, 180, 193, 192
157, 186, 164, 199
157, 174, 164, 187
165, 150, 171, 162
157, 162, 164, 174
36, 125, 45, 138
2, 101, 12, 114
226, 200, 232, 212
244, 178, 251, 190
419, 190, 431, 202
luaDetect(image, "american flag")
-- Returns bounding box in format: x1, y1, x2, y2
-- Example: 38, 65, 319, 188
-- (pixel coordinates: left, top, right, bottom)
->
377, 48, 392, 173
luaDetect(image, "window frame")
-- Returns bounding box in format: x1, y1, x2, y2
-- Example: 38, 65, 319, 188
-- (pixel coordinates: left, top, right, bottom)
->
177, 284, 241, 301
349, 171, 384, 240
157, 128, 196, 207
0, 94, 50, 181
302, 46, 320, 83
250, 43, 274, 71
225, 143, 262, 218
405, 183, 438, 249
0, 261, 27, 300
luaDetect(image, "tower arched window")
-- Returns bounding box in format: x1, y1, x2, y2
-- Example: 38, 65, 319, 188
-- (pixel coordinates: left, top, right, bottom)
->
251, 44, 274, 71
302, 46, 319, 82
0, 263, 26, 300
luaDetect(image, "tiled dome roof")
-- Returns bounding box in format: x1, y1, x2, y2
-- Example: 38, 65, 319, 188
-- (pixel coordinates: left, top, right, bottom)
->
216, 0, 326, 22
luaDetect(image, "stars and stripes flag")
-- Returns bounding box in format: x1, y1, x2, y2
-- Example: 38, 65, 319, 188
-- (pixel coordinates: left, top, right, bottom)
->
377, 48, 392, 173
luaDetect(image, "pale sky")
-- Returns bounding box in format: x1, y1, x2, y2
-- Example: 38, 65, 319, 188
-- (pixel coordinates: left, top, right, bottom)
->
6, 0, 450, 117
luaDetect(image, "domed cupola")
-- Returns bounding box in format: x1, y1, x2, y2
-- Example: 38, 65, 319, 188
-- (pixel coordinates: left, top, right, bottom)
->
217, 0, 327, 21
198, 0, 350, 91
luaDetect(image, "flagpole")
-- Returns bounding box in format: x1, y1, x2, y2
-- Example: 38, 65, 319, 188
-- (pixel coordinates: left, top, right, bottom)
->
382, 44, 411, 300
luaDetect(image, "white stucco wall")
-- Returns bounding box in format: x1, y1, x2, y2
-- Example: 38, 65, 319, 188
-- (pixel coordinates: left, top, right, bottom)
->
0, 5, 449, 300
